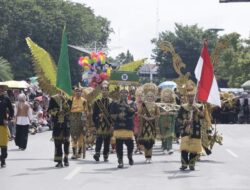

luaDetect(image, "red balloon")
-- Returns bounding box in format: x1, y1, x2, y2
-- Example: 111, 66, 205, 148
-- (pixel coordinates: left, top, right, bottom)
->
100, 72, 108, 80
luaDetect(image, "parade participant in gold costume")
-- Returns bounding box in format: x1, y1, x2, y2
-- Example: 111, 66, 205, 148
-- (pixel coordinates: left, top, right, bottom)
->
133, 86, 143, 154
92, 81, 113, 162
158, 89, 179, 154
138, 83, 160, 163
69, 88, 88, 159
48, 91, 71, 167
177, 87, 204, 171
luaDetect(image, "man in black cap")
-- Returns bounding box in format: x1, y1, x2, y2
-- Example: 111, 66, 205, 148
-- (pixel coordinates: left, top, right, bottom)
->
0, 85, 14, 168
48, 90, 71, 167
110, 88, 135, 168
177, 90, 204, 171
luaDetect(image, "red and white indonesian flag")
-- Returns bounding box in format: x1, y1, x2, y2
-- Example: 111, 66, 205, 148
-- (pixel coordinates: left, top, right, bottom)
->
195, 42, 221, 107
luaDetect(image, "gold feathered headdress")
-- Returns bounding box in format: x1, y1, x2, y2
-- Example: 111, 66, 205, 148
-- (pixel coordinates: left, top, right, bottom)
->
135, 86, 143, 98
161, 89, 176, 103
142, 83, 158, 96
101, 80, 109, 90
185, 80, 196, 96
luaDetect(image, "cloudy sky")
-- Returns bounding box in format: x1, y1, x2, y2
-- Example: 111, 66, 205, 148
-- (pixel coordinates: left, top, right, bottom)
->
72, 0, 250, 60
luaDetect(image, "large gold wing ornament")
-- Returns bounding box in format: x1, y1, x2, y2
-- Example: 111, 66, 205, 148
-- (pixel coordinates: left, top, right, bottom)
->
159, 41, 186, 76
117, 59, 146, 71
26, 37, 58, 95
211, 39, 228, 66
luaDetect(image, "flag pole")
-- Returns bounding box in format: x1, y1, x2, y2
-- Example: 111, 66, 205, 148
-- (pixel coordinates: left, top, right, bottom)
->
190, 39, 208, 125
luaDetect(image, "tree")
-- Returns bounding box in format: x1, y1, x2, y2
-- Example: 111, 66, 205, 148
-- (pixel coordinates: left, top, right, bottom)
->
151, 23, 217, 80
0, 57, 13, 81
216, 33, 250, 87
152, 23, 250, 87
0, 0, 112, 84
114, 50, 134, 65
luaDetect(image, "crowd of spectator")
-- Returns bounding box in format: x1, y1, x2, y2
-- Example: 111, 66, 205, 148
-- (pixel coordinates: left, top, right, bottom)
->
7, 82, 51, 142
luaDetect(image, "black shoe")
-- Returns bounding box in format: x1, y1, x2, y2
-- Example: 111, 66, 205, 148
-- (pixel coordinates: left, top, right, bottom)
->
55, 162, 63, 168
93, 154, 100, 162
64, 157, 69, 167
179, 166, 188, 171
104, 156, 108, 162
71, 155, 77, 160
204, 147, 212, 155
72, 148, 77, 159
1, 160, 6, 168
189, 166, 195, 171
128, 158, 134, 166
117, 160, 124, 168
104, 158, 108, 162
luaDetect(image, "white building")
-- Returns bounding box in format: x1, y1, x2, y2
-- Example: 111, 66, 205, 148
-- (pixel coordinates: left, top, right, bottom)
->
138, 64, 159, 82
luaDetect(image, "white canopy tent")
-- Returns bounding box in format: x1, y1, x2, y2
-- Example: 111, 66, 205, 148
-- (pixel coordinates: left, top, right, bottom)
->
0, 80, 30, 89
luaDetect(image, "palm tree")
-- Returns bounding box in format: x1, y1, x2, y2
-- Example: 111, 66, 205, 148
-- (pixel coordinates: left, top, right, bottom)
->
0, 57, 13, 81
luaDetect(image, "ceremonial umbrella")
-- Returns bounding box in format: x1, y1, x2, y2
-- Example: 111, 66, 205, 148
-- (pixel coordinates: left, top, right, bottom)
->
0, 80, 30, 89
158, 81, 177, 90
29, 76, 39, 85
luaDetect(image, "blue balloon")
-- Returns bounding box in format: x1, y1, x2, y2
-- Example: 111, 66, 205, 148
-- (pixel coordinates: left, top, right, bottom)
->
88, 70, 93, 74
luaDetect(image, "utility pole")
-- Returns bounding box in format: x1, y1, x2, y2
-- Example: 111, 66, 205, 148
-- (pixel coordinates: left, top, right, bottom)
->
156, 0, 160, 37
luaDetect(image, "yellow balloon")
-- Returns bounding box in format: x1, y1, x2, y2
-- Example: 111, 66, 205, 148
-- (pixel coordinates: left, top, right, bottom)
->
107, 67, 112, 77
84, 66, 90, 71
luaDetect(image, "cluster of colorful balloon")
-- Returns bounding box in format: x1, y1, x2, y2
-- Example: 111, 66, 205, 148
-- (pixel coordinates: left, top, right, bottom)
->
78, 51, 112, 88
78, 51, 107, 70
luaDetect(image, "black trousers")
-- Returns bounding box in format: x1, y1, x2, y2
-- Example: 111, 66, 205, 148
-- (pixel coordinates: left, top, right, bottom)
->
54, 140, 70, 162
15, 125, 29, 149
95, 135, 111, 158
116, 138, 134, 160
181, 150, 198, 167
175, 123, 181, 139
0, 147, 7, 160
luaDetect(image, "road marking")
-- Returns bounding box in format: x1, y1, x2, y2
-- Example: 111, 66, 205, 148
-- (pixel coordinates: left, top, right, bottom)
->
64, 167, 82, 180
226, 149, 239, 158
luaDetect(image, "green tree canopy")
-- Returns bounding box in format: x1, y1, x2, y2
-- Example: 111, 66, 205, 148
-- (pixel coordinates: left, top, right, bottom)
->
114, 50, 134, 65
151, 23, 218, 81
0, 0, 112, 84
216, 33, 250, 87
151, 23, 250, 87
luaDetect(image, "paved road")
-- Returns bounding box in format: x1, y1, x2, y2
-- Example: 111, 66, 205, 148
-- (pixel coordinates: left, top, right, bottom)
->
1, 124, 249, 190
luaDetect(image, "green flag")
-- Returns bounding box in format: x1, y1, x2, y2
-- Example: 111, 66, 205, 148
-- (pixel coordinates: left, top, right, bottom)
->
56, 27, 72, 96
